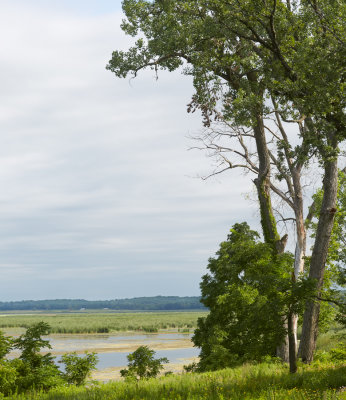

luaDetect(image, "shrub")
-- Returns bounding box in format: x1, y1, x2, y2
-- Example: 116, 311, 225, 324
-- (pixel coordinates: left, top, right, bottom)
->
0, 331, 12, 360
120, 346, 168, 381
12, 322, 63, 392
60, 352, 98, 386
0, 361, 17, 396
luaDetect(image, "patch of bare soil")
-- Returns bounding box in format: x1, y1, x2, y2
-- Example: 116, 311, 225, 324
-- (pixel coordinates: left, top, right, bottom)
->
48, 338, 193, 355
92, 356, 199, 382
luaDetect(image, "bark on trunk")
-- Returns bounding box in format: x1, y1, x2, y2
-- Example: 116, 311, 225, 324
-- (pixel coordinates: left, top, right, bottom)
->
300, 155, 338, 363
292, 167, 306, 278
253, 118, 280, 245
274, 112, 307, 369
252, 115, 290, 362
276, 323, 289, 363
290, 167, 306, 369
288, 311, 297, 373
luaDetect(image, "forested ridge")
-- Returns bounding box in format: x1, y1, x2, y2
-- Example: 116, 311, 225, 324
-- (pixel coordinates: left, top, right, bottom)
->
0, 296, 205, 311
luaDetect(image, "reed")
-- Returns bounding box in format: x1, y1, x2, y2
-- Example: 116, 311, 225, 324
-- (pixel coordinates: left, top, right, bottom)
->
0, 312, 207, 334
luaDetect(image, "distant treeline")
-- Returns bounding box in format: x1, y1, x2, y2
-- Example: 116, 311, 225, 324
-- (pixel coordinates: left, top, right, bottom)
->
0, 296, 205, 311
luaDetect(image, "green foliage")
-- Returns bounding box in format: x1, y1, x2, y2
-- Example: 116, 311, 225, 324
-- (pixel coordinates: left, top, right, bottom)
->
330, 345, 346, 362
4, 360, 346, 399
0, 331, 12, 360
0, 362, 17, 397
0, 322, 100, 395
193, 223, 314, 370
14, 322, 53, 369
108, 0, 345, 149
60, 352, 98, 386
120, 346, 168, 381
10, 322, 63, 392
0, 322, 344, 399
12, 360, 64, 393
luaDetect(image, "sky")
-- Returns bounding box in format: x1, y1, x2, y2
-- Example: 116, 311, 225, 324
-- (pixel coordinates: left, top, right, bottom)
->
0, 0, 259, 301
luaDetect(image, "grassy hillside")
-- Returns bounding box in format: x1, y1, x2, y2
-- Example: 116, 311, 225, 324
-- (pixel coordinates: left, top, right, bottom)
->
6, 360, 346, 400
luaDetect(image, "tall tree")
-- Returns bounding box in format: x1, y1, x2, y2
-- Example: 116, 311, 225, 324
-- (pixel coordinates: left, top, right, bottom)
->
107, 0, 345, 363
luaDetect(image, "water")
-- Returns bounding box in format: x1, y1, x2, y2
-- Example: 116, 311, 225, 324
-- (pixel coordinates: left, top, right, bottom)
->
56, 347, 199, 370
49, 332, 192, 351
43, 332, 198, 371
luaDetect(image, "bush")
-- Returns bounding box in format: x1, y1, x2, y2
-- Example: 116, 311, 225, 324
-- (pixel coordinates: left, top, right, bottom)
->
0, 362, 17, 396
0, 331, 12, 360
12, 322, 63, 392
120, 346, 168, 381
330, 346, 346, 361
60, 352, 98, 386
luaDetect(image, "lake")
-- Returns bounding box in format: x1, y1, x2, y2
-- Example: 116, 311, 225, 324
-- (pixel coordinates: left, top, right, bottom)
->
9, 331, 199, 380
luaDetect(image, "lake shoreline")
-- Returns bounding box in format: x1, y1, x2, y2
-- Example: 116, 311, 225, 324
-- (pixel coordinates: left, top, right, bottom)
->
7, 331, 200, 380
92, 357, 199, 382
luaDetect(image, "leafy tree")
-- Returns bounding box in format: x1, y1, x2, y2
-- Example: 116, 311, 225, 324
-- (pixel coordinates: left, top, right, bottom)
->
60, 352, 98, 386
13, 322, 63, 392
193, 223, 314, 371
120, 346, 168, 380
0, 362, 17, 397
108, 0, 345, 364
0, 332, 17, 396
0, 331, 12, 360
0, 324, 102, 395
14, 321, 54, 369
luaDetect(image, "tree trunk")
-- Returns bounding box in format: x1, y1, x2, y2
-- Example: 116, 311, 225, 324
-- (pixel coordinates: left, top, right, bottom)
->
253, 117, 280, 246
292, 166, 306, 279
252, 115, 290, 362
300, 154, 338, 363
273, 111, 307, 369
288, 311, 297, 373
276, 325, 289, 363
290, 167, 306, 368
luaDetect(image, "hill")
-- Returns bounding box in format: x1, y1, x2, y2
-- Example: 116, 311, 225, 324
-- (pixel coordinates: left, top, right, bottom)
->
0, 296, 205, 311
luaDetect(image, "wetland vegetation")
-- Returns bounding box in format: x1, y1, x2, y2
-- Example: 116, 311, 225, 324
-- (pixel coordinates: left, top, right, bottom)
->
0, 314, 345, 399
0, 311, 207, 334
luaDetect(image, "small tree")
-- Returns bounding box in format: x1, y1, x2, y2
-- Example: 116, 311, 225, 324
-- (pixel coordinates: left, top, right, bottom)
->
13, 322, 63, 391
0, 331, 12, 360
120, 346, 168, 381
0, 362, 18, 397
60, 352, 98, 386
0, 332, 16, 398
193, 223, 314, 371
14, 321, 53, 369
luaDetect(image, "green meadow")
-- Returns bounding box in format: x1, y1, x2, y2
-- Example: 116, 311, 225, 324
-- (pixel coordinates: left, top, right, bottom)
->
1, 321, 344, 399
0, 311, 207, 334
5, 360, 346, 400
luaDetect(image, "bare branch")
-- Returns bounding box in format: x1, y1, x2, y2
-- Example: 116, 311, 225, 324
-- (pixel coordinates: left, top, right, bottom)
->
264, 124, 281, 141
269, 182, 295, 209
268, 149, 295, 200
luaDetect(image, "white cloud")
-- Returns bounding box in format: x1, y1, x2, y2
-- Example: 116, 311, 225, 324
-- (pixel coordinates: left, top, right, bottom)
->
0, 1, 259, 301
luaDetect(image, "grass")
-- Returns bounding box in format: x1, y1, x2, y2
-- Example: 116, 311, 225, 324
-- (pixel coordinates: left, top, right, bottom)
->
1, 315, 344, 399
5, 360, 346, 399
316, 325, 345, 352
0, 312, 207, 334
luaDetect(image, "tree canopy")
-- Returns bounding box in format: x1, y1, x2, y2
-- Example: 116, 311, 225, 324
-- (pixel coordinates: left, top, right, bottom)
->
192, 222, 314, 370
108, 0, 345, 364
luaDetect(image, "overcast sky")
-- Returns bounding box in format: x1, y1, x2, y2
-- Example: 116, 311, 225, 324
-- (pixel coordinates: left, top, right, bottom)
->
0, 0, 259, 301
